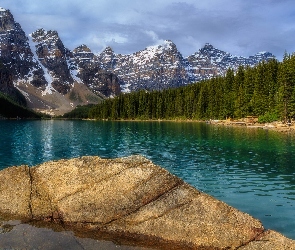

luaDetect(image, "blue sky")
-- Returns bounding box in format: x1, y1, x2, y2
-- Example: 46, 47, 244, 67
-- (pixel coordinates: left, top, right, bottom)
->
1, 0, 294, 60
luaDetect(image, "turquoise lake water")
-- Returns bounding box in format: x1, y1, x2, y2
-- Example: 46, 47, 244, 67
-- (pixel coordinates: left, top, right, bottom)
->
0, 120, 295, 239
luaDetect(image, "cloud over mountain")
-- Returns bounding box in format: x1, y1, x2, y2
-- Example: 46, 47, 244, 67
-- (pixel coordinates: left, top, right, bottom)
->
1, 0, 294, 60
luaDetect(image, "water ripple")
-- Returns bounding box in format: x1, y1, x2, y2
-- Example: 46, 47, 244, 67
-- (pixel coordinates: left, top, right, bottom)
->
0, 120, 294, 239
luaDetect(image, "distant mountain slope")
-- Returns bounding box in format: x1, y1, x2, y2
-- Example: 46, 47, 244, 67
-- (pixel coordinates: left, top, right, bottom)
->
187, 43, 275, 75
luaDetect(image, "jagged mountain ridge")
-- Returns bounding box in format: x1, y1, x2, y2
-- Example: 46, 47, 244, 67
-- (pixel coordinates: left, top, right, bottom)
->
98, 41, 275, 92
187, 43, 275, 75
70, 44, 121, 97
0, 7, 275, 114
30, 28, 73, 95
99, 41, 191, 92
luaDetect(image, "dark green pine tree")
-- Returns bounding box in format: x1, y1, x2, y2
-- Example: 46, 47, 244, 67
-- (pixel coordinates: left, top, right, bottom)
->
265, 59, 279, 114
156, 91, 164, 119
251, 62, 272, 116
277, 53, 295, 122
233, 66, 245, 118
243, 66, 255, 116
196, 82, 209, 119
221, 68, 235, 119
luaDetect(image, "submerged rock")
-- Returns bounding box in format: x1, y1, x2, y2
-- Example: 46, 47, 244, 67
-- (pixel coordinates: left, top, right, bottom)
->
0, 155, 294, 249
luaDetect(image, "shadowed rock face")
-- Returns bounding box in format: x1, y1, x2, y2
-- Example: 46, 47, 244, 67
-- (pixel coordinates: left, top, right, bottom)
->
0, 155, 294, 249
71, 45, 121, 97
30, 28, 73, 95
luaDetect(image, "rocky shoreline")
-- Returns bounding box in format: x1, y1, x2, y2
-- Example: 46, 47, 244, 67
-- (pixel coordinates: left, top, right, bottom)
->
0, 156, 295, 249
208, 119, 295, 134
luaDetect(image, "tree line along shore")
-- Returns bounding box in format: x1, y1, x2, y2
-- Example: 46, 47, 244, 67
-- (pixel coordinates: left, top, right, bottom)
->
2, 53, 295, 123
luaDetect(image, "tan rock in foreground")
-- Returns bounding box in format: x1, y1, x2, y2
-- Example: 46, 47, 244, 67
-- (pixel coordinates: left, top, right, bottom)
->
0, 165, 31, 218
0, 155, 294, 249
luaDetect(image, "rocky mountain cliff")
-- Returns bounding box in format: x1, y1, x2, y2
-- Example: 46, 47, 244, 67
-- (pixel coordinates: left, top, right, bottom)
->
99, 41, 191, 92
0, 7, 275, 114
0, 7, 119, 115
187, 43, 275, 76
70, 44, 121, 97
0, 8, 47, 88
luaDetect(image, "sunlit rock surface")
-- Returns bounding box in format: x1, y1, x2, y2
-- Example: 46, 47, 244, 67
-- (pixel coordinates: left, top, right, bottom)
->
0, 155, 294, 249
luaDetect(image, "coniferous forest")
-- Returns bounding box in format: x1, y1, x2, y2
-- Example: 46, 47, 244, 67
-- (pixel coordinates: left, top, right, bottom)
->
70, 53, 295, 122
0, 92, 42, 119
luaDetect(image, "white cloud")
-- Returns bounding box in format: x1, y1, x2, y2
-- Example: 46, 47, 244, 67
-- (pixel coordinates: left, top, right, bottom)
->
103, 33, 128, 44
145, 30, 165, 46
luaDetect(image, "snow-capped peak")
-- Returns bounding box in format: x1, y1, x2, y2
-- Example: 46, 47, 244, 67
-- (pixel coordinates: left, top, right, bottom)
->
147, 40, 175, 51
0, 7, 8, 18
203, 43, 214, 49
137, 40, 176, 59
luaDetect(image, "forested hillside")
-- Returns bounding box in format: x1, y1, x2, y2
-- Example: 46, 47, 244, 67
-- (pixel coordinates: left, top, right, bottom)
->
62, 104, 95, 119
71, 53, 295, 122
0, 92, 42, 119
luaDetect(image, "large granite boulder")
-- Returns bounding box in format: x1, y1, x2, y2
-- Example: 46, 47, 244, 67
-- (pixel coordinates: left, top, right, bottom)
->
0, 155, 294, 249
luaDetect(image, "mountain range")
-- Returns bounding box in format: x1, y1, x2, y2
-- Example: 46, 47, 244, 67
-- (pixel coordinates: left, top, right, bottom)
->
0, 7, 275, 115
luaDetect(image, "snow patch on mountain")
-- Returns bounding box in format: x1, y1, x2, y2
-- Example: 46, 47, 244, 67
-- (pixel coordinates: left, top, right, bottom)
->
0, 7, 6, 15
28, 35, 56, 96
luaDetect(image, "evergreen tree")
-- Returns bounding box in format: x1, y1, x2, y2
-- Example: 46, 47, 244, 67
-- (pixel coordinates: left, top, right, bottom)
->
277, 53, 295, 122
233, 66, 245, 118
221, 68, 235, 119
